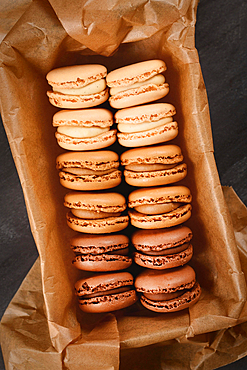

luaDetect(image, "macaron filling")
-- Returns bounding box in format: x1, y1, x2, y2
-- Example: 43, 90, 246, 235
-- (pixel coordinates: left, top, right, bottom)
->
79, 286, 133, 300
134, 202, 182, 215
62, 168, 117, 176
125, 163, 176, 171
71, 209, 122, 219
117, 117, 174, 134
110, 74, 166, 95
74, 247, 129, 256
143, 290, 185, 301
141, 242, 190, 256
53, 79, 107, 96
57, 126, 109, 138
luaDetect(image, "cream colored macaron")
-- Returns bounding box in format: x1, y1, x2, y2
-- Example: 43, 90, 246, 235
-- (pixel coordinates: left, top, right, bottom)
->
46, 64, 108, 109
56, 150, 121, 191
115, 103, 178, 147
106, 60, 169, 109
52, 108, 116, 150
64, 191, 129, 234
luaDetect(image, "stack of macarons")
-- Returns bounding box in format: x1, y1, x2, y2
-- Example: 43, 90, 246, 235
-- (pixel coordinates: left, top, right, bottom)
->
106, 60, 201, 313
46, 63, 136, 314
46, 59, 201, 314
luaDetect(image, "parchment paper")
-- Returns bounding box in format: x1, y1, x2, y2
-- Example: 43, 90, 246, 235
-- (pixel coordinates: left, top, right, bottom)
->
0, 0, 247, 369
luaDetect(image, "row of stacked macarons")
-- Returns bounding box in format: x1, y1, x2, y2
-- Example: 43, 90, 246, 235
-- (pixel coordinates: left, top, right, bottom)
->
46, 60, 201, 314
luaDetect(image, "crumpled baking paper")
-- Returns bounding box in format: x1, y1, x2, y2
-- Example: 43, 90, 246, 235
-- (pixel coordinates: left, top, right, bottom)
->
0, 0, 247, 369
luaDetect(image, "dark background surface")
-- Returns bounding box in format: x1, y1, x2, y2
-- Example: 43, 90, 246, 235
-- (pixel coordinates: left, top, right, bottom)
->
0, 0, 247, 369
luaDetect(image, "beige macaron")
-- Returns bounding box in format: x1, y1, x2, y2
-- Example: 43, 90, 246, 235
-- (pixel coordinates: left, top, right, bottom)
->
52, 108, 116, 151
46, 64, 108, 109
56, 150, 121, 191
64, 191, 129, 234
106, 60, 169, 109
115, 103, 178, 147
121, 144, 187, 187
128, 185, 192, 229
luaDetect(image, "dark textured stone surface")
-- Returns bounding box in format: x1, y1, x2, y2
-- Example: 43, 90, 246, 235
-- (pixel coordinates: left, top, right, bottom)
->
0, 0, 247, 369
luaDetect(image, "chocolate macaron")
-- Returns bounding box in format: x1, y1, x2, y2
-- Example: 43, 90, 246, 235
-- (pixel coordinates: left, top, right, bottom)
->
115, 103, 178, 147
56, 151, 121, 191
121, 144, 187, 187
64, 191, 129, 234
75, 271, 138, 313
135, 265, 201, 313
52, 108, 116, 151
132, 226, 193, 269
46, 64, 108, 108
71, 233, 132, 271
128, 185, 192, 229
106, 60, 169, 109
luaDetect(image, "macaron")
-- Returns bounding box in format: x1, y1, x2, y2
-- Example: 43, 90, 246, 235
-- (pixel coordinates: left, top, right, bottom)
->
46, 64, 108, 108
106, 60, 169, 109
135, 265, 201, 313
121, 144, 187, 187
115, 103, 178, 147
56, 151, 121, 191
128, 185, 192, 229
64, 191, 129, 234
75, 271, 138, 313
131, 226, 193, 269
52, 108, 117, 151
71, 233, 132, 271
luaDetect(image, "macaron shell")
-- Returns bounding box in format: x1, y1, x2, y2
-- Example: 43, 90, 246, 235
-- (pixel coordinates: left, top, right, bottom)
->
75, 271, 134, 295
73, 253, 132, 271
52, 108, 113, 127
120, 144, 183, 165
124, 163, 187, 187
66, 212, 129, 234
140, 282, 201, 313
55, 129, 117, 151
108, 83, 169, 109
132, 226, 193, 252
56, 150, 119, 170
78, 289, 137, 313
128, 185, 192, 208
115, 103, 176, 123
59, 170, 122, 190
47, 88, 108, 109
106, 60, 167, 87
133, 243, 193, 269
46, 64, 107, 88
64, 191, 127, 211
71, 233, 129, 254
128, 204, 192, 229
135, 265, 196, 291
117, 121, 178, 147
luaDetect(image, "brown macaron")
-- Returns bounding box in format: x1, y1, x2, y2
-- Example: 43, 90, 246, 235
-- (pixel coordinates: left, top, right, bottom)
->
132, 226, 193, 269
64, 191, 129, 234
128, 185, 192, 229
46, 64, 109, 109
75, 271, 138, 313
121, 144, 187, 187
56, 151, 121, 191
71, 233, 132, 271
106, 60, 169, 109
52, 108, 116, 151
135, 265, 201, 313
115, 103, 178, 147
